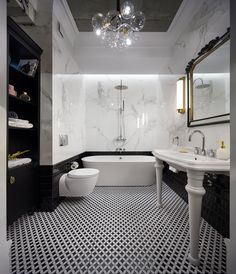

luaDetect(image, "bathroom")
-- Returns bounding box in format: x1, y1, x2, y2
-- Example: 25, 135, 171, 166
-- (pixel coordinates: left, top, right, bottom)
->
0, 0, 236, 273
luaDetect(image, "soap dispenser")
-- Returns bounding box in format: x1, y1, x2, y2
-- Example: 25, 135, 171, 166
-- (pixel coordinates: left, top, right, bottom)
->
216, 141, 230, 160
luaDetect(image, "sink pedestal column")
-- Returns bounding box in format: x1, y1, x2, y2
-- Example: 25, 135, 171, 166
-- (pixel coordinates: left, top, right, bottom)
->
155, 159, 164, 206
185, 170, 206, 266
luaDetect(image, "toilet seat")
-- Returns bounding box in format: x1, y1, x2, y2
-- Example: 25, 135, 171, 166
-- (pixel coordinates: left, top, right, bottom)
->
67, 168, 99, 179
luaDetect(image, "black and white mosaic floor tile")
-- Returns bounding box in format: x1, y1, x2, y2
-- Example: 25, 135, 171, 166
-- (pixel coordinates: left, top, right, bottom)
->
8, 184, 226, 274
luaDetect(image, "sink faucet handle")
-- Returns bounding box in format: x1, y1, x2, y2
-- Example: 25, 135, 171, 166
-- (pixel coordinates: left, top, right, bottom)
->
206, 149, 216, 158
172, 136, 179, 146
201, 149, 206, 156
194, 147, 201, 155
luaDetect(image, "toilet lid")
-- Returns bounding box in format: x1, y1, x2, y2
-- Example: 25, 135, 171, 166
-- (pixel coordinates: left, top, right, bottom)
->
68, 168, 99, 179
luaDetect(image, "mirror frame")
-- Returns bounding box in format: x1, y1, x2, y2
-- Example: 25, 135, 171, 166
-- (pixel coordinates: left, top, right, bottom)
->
186, 28, 230, 127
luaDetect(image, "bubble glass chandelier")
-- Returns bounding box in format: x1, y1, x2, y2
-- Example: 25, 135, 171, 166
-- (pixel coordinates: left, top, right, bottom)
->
92, 0, 145, 48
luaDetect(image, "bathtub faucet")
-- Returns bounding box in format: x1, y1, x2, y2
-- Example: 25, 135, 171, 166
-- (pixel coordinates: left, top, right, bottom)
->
116, 148, 126, 153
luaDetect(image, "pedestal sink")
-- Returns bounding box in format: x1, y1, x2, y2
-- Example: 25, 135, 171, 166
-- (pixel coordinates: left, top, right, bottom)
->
152, 149, 230, 266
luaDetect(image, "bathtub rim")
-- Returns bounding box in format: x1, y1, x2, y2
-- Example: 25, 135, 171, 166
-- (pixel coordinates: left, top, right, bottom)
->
81, 155, 156, 163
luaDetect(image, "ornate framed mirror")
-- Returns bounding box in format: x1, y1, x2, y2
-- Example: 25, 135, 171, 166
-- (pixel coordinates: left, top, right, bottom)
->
186, 29, 230, 127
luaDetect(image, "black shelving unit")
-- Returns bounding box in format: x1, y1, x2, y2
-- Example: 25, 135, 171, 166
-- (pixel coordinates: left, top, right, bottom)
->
7, 17, 42, 225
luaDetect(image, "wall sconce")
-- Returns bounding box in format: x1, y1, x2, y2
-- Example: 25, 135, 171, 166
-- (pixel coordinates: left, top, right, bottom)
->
176, 77, 185, 114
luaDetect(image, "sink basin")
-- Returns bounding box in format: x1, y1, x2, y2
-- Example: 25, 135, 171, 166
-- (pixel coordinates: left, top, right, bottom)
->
152, 149, 230, 266
153, 149, 230, 172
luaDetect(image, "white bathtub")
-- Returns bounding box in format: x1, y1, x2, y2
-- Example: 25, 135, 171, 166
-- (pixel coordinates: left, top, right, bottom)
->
82, 155, 156, 186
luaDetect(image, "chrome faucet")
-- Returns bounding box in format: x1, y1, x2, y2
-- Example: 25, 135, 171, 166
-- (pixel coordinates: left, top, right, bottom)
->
116, 147, 126, 153
172, 136, 179, 146
188, 130, 206, 155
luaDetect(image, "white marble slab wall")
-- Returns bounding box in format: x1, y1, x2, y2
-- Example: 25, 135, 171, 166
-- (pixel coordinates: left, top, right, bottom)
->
52, 0, 79, 75
85, 75, 185, 151
168, 0, 230, 150
53, 75, 86, 164
52, 1, 85, 164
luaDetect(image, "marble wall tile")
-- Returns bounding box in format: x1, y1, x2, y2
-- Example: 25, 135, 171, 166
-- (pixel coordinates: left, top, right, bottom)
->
169, 0, 230, 74
52, 15, 79, 74
85, 75, 184, 151
40, 73, 53, 164
52, 1, 85, 164
85, 73, 230, 152
53, 75, 86, 164
168, 0, 230, 150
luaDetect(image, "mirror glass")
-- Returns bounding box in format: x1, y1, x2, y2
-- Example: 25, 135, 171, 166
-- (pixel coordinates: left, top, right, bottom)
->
187, 33, 230, 127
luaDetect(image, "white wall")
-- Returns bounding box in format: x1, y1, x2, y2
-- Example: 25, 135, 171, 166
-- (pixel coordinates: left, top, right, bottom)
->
85, 75, 185, 151
39, 0, 230, 161
81, 0, 230, 153
52, 0, 86, 164
168, 0, 230, 151
53, 75, 86, 163
84, 74, 230, 152
169, 0, 230, 74
0, 1, 11, 272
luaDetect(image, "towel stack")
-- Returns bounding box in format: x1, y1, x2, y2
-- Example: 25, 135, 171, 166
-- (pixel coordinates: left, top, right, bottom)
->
9, 118, 33, 129
8, 158, 32, 168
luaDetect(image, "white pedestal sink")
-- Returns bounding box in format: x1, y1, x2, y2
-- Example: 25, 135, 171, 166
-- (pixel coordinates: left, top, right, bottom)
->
152, 149, 230, 266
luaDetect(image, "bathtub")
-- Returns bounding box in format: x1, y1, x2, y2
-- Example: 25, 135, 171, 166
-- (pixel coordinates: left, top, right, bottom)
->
82, 155, 156, 186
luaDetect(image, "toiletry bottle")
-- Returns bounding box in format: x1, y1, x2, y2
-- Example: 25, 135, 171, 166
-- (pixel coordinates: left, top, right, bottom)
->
216, 141, 230, 160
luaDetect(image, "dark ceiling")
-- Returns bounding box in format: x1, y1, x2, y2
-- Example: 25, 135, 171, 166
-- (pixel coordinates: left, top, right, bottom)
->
66, 0, 183, 32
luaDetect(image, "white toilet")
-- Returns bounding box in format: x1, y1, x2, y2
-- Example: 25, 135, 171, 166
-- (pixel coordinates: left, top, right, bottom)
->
59, 168, 99, 197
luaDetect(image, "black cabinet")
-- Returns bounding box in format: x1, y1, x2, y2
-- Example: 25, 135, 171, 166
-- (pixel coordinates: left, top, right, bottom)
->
7, 17, 42, 225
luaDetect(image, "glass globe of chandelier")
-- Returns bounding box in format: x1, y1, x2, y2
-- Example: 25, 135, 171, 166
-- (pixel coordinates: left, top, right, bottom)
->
92, 0, 145, 48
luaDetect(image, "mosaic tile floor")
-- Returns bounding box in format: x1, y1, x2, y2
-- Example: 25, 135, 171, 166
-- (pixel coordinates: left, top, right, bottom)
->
8, 184, 226, 274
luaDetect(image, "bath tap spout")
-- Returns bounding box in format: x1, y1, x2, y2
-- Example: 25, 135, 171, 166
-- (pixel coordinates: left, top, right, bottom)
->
116, 148, 122, 153
116, 147, 126, 154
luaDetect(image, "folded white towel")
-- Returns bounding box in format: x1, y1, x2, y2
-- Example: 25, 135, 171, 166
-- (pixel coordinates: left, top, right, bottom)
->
9, 121, 33, 128
9, 118, 29, 124
8, 158, 32, 168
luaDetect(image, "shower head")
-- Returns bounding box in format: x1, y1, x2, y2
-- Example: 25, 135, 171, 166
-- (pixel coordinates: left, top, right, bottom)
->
195, 83, 211, 89
114, 85, 128, 90
114, 80, 128, 91
193, 78, 211, 89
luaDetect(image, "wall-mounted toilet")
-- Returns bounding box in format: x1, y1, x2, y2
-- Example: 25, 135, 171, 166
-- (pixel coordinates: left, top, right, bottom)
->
59, 167, 99, 197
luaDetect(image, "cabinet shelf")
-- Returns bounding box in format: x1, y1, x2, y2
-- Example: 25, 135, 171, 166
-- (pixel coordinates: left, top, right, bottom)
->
9, 94, 35, 106
9, 126, 36, 131
7, 17, 42, 226
9, 64, 36, 79
8, 161, 35, 171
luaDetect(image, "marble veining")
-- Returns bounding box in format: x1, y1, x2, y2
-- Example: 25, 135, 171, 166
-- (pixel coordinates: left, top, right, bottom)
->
85, 75, 184, 152
53, 75, 85, 164
52, 1, 85, 164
